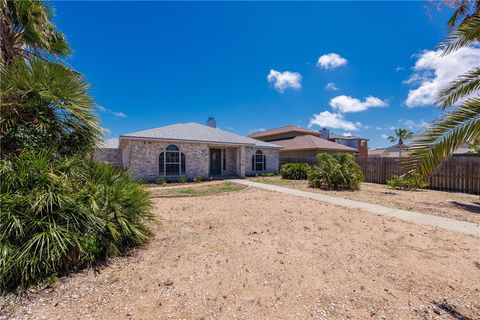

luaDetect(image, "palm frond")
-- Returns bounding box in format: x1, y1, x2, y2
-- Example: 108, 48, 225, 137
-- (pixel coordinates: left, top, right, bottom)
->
405, 97, 480, 176
437, 66, 480, 107
438, 13, 480, 55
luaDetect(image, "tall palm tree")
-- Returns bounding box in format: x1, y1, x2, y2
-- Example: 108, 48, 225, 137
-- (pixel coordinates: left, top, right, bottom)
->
0, 0, 70, 65
387, 128, 413, 157
407, 6, 480, 176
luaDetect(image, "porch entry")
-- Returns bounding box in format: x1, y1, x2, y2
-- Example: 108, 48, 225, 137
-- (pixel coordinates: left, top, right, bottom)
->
209, 148, 222, 175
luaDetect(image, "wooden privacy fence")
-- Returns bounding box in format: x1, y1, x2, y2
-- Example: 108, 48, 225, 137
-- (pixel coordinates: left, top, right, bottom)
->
355, 156, 480, 195
280, 156, 480, 194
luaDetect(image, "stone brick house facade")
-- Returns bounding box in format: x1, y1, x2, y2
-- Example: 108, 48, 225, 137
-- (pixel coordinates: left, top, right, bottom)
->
93, 120, 281, 181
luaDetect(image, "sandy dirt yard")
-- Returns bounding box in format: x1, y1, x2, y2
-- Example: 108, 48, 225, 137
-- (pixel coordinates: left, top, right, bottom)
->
249, 177, 480, 224
2, 187, 480, 320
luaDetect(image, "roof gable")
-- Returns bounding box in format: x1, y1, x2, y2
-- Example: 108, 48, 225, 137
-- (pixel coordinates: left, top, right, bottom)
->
249, 125, 320, 139
273, 135, 356, 152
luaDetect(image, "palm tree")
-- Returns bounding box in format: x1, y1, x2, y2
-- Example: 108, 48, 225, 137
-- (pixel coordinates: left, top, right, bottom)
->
0, 59, 102, 157
407, 6, 480, 176
0, 1, 101, 157
0, 0, 70, 65
387, 128, 413, 157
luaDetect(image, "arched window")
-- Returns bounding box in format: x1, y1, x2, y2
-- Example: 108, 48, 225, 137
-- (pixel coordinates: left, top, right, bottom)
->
159, 144, 186, 176
252, 150, 266, 172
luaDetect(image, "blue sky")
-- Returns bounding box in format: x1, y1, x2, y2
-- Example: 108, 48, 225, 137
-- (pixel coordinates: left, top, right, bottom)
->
54, 1, 463, 148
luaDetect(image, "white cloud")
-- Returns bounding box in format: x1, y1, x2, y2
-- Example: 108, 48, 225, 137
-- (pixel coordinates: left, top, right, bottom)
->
317, 53, 348, 69
325, 82, 339, 91
405, 46, 480, 107
399, 119, 430, 130
96, 104, 127, 118
308, 111, 359, 131
329, 95, 388, 113
342, 132, 352, 136
395, 66, 405, 71
112, 111, 127, 118
267, 69, 302, 93
381, 134, 389, 139
376, 126, 382, 130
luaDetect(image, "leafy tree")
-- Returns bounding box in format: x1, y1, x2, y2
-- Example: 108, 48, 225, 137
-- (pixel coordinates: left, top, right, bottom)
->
1, 59, 102, 157
408, 4, 480, 176
0, 0, 70, 64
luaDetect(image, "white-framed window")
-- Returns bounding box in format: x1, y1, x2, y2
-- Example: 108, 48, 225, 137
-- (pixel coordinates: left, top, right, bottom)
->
252, 150, 266, 172
159, 144, 186, 176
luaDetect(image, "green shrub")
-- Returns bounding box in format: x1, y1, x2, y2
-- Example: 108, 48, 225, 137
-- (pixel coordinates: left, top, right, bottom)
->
178, 176, 187, 183
387, 173, 429, 190
194, 176, 202, 183
0, 150, 153, 290
280, 163, 311, 180
156, 177, 166, 185
308, 153, 363, 190
255, 172, 277, 177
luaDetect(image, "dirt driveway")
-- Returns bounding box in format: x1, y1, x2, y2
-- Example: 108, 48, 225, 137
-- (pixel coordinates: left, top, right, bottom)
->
4, 187, 480, 320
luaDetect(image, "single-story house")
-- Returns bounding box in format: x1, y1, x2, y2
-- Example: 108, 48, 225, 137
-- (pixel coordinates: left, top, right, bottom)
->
93, 118, 281, 180
369, 143, 477, 157
368, 143, 409, 157
249, 126, 356, 162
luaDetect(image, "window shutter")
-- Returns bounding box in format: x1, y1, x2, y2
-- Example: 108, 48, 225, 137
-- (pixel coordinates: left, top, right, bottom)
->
263, 155, 266, 171
252, 155, 255, 171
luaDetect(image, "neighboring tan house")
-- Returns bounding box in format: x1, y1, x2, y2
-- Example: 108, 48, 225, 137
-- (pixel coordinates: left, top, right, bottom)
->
93, 118, 281, 180
369, 143, 409, 157
369, 143, 477, 157
319, 129, 369, 157
249, 126, 356, 162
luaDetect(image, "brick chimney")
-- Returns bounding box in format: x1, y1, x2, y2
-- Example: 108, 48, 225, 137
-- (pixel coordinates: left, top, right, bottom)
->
207, 117, 216, 128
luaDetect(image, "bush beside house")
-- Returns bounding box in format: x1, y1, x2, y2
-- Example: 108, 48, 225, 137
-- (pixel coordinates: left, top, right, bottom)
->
0, 150, 153, 289
281, 163, 311, 180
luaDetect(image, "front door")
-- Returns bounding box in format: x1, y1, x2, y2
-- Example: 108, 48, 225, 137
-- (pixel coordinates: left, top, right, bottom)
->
210, 149, 221, 175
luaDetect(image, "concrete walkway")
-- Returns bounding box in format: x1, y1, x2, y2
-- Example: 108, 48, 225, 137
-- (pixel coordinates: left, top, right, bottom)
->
231, 180, 480, 236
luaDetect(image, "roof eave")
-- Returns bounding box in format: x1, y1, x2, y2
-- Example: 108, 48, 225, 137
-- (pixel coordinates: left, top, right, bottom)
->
119, 135, 281, 148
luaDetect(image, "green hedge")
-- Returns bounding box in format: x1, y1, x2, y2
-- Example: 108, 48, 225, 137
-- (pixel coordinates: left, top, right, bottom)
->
0, 150, 153, 290
280, 163, 311, 180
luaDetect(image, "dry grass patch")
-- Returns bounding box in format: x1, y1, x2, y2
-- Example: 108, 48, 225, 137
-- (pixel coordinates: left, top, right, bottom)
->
149, 181, 247, 198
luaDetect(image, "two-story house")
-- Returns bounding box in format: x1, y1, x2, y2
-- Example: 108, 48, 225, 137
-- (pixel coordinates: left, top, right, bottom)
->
249, 126, 357, 163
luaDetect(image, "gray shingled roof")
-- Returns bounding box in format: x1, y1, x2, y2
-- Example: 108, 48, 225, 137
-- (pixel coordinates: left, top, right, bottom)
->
121, 122, 281, 148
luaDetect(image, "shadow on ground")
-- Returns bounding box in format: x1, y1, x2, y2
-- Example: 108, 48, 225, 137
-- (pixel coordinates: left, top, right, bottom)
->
449, 201, 480, 214
432, 300, 474, 320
